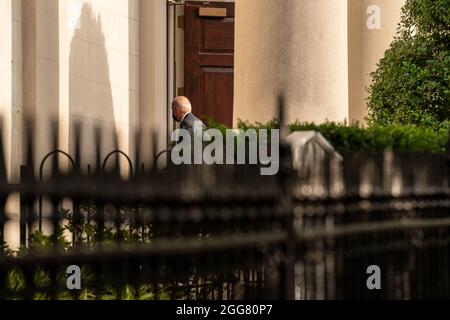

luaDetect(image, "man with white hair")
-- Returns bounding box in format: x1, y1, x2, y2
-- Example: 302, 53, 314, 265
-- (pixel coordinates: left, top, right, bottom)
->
171, 96, 206, 137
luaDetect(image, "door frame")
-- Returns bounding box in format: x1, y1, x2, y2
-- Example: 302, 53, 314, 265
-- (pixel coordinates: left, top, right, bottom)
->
166, 0, 235, 145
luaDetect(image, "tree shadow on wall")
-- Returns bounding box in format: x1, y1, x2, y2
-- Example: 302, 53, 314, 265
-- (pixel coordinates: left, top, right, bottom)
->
69, 3, 115, 170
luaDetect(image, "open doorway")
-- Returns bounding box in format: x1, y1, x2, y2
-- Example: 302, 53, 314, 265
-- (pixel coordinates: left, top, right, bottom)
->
168, 0, 235, 130
184, 1, 235, 127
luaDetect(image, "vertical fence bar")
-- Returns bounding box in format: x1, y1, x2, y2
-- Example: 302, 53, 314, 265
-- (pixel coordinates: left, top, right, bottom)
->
0, 199, 5, 252
19, 165, 31, 247
276, 96, 296, 300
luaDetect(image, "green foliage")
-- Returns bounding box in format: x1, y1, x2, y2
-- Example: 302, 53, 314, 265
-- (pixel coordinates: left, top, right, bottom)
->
289, 121, 449, 154
205, 118, 280, 162
202, 116, 229, 136
1, 242, 14, 256
367, 0, 450, 128
209, 118, 449, 154
2, 202, 218, 300
208, 118, 449, 154
236, 119, 280, 131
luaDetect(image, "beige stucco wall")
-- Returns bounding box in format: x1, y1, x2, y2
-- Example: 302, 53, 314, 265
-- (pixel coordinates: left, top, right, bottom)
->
16, 0, 140, 175
3, 0, 143, 249
139, 0, 167, 164
0, 0, 22, 182
234, 0, 349, 125
0, 0, 14, 178
1, 0, 22, 249
234, 0, 404, 126
348, 0, 405, 123
62, 0, 139, 169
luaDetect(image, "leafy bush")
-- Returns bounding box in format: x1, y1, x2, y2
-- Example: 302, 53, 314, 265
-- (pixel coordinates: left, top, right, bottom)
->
367, 0, 450, 128
289, 121, 449, 154
217, 119, 449, 154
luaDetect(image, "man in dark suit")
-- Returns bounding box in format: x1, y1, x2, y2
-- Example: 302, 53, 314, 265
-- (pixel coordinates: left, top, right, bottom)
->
171, 96, 206, 138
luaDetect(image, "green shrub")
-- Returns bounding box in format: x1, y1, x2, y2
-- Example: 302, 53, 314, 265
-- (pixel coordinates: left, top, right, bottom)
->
207, 118, 449, 154
2, 203, 223, 300
367, 0, 450, 128
208, 119, 449, 154
289, 121, 449, 154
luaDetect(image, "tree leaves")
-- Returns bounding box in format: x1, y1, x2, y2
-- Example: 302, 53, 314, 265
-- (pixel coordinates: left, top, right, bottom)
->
367, 0, 450, 128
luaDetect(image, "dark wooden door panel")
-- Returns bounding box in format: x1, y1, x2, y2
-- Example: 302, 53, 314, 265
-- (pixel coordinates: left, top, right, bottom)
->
198, 54, 234, 66
202, 20, 234, 51
203, 67, 234, 126
185, 1, 235, 127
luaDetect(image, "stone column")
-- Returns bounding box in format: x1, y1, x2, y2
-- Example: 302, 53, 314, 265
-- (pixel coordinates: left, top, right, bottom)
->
0, 0, 23, 249
139, 0, 168, 165
20, 0, 59, 171
233, 0, 349, 125
0, 0, 14, 179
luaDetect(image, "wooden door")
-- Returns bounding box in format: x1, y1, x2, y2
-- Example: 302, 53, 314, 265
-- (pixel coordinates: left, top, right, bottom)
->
184, 1, 235, 127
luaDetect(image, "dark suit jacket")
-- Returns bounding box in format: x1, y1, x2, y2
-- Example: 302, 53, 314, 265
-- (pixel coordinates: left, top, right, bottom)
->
171, 113, 207, 166
180, 113, 206, 138
175, 113, 206, 156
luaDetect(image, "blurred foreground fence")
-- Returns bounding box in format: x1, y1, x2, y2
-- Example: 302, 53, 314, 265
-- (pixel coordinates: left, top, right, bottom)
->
0, 123, 450, 300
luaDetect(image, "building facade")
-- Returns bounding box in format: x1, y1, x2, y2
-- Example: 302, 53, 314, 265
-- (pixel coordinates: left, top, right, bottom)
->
0, 0, 404, 246
234, 0, 405, 124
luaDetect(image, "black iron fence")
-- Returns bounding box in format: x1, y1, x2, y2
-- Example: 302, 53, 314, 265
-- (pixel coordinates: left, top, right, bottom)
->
294, 150, 450, 299
0, 119, 450, 300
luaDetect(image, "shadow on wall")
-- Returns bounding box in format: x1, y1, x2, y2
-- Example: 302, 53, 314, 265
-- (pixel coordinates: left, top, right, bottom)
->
69, 3, 115, 170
